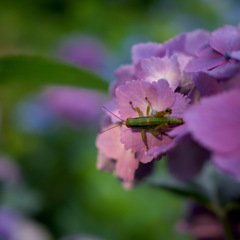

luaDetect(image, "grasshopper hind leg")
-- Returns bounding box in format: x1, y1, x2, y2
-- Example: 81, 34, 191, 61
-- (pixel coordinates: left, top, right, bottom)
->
141, 129, 149, 151
153, 108, 172, 117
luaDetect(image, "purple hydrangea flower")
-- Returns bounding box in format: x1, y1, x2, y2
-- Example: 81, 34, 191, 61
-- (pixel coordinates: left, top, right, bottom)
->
0, 208, 52, 240
111, 29, 210, 98
183, 89, 240, 179
96, 28, 224, 184
56, 35, 108, 72
185, 25, 240, 78
163, 29, 210, 57
0, 208, 20, 240
41, 86, 107, 126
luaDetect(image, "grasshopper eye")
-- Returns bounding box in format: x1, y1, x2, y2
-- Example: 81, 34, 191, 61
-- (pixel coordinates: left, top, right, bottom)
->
166, 108, 172, 114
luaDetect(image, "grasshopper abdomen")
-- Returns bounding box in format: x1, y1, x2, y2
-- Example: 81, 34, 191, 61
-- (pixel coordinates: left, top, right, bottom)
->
126, 116, 183, 129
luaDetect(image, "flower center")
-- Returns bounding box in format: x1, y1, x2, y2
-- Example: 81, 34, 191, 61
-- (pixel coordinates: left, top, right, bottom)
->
224, 51, 232, 60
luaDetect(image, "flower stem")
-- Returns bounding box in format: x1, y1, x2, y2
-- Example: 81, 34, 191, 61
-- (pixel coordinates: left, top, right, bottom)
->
215, 208, 235, 240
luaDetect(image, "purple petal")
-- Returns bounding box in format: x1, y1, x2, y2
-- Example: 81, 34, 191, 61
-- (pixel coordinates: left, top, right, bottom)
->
184, 30, 210, 56
169, 124, 189, 137
147, 129, 189, 157
136, 56, 181, 91
167, 138, 209, 181
132, 42, 164, 64
184, 46, 225, 72
213, 149, 240, 179
191, 72, 223, 97
163, 33, 186, 56
42, 86, 107, 124
231, 51, 240, 61
103, 99, 122, 124
110, 65, 135, 97
210, 25, 240, 54
170, 93, 190, 118
205, 61, 240, 79
164, 29, 210, 57
184, 89, 240, 154
221, 72, 240, 90
57, 35, 107, 71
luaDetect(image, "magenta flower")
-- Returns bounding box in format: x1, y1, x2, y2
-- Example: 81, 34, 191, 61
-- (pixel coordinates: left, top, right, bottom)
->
41, 86, 107, 126
183, 89, 240, 179
185, 25, 240, 78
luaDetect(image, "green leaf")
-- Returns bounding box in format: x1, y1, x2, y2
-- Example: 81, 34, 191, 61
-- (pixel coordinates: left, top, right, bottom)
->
0, 55, 108, 91
149, 176, 210, 205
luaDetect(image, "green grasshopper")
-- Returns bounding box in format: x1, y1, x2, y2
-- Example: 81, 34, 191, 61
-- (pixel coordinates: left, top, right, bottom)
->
103, 97, 183, 151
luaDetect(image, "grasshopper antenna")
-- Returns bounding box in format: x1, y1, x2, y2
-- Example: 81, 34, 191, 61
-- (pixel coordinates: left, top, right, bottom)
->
102, 106, 126, 123
100, 124, 122, 134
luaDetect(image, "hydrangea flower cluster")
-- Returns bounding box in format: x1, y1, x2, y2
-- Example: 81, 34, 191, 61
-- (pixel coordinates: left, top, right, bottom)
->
96, 24, 240, 187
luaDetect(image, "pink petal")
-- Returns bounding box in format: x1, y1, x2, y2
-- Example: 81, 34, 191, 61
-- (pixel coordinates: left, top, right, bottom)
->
116, 80, 175, 120
115, 148, 139, 181
96, 125, 138, 181
120, 125, 171, 163
136, 56, 181, 91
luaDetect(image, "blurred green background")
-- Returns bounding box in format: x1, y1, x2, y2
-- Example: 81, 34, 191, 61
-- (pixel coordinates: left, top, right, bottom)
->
0, 0, 239, 239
